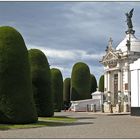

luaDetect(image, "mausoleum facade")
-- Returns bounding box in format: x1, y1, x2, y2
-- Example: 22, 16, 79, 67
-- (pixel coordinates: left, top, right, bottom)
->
101, 9, 140, 112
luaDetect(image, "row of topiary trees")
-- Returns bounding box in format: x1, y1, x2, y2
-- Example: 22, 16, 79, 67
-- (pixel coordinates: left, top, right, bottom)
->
63, 62, 104, 108
0, 26, 64, 124
0, 26, 104, 124
0, 26, 38, 124
29, 49, 53, 117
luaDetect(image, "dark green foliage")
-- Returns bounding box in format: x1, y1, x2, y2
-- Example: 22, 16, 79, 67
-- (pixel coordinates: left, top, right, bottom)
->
70, 87, 79, 101
28, 49, 54, 117
51, 68, 63, 112
71, 62, 91, 101
99, 75, 104, 92
63, 78, 71, 108
0, 26, 38, 124
90, 74, 97, 93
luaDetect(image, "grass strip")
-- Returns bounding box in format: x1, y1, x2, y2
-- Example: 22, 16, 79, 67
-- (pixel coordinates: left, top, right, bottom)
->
0, 116, 77, 130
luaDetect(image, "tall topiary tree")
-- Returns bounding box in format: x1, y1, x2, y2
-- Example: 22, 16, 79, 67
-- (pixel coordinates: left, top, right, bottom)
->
99, 75, 104, 92
28, 49, 54, 117
51, 68, 63, 112
90, 74, 97, 93
0, 26, 37, 124
71, 62, 91, 101
63, 78, 71, 108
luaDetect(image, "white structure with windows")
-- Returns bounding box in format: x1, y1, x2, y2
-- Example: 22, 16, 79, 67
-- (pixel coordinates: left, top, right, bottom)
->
101, 31, 140, 113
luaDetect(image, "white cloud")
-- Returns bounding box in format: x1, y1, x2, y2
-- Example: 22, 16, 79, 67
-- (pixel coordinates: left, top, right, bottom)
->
27, 44, 104, 81
28, 44, 105, 61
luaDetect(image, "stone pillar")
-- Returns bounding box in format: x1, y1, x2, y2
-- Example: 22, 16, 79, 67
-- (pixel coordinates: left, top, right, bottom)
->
126, 68, 129, 85
107, 71, 111, 105
123, 65, 130, 112
104, 72, 107, 92
127, 67, 131, 111
118, 70, 121, 92
118, 70, 121, 106
108, 71, 111, 92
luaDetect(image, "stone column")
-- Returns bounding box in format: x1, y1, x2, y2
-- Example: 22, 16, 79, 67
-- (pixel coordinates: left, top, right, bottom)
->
108, 71, 111, 92
118, 70, 121, 108
123, 66, 130, 112
127, 67, 131, 111
107, 71, 111, 105
104, 72, 107, 92
118, 70, 121, 92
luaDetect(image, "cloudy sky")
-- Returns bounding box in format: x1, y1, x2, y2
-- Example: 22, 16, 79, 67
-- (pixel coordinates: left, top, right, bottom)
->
0, 1, 140, 83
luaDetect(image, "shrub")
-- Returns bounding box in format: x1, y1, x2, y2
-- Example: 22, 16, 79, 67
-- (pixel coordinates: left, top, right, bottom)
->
90, 74, 97, 93
63, 78, 71, 108
28, 49, 54, 117
51, 68, 63, 112
0, 26, 37, 124
71, 62, 91, 101
99, 75, 104, 92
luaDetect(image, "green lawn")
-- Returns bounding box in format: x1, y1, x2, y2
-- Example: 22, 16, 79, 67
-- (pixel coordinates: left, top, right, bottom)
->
0, 116, 77, 130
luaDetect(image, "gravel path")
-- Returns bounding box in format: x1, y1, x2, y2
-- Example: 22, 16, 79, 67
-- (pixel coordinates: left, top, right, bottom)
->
0, 111, 140, 138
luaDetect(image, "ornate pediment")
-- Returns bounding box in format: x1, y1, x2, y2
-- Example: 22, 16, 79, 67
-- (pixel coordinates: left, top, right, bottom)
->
102, 50, 119, 63
100, 37, 121, 68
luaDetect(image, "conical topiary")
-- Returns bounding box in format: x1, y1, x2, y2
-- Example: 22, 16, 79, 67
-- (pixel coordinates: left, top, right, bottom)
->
71, 62, 91, 101
51, 68, 63, 112
90, 74, 97, 93
0, 26, 38, 124
28, 49, 54, 117
99, 75, 104, 92
63, 78, 71, 107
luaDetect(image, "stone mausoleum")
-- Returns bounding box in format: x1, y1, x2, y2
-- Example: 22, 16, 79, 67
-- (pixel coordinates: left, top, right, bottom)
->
101, 9, 140, 113
70, 9, 140, 114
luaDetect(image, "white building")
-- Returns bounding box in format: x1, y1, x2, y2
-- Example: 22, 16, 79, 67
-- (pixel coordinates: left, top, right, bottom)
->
70, 89, 103, 112
100, 9, 140, 113
130, 58, 140, 115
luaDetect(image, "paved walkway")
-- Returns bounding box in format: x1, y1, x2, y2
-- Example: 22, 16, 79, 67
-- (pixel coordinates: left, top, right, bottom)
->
0, 111, 140, 138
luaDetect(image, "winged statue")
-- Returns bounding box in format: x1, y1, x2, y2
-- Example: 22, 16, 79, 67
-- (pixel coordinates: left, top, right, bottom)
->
125, 8, 134, 29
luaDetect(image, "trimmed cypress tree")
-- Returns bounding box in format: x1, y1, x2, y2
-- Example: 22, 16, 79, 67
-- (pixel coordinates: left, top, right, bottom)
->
51, 68, 63, 112
99, 75, 104, 92
71, 62, 91, 101
0, 26, 37, 124
63, 78, 71, 108
90, 74, 97, 93
28, 49, 54, 117
70, 87, 79, 101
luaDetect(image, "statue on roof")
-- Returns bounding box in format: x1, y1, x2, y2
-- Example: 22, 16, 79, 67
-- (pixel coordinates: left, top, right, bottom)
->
125, 8, 134, 29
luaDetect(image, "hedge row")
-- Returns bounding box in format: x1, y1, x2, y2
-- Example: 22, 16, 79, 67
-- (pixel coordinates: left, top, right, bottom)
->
0, 26, 38, 124
28, 49, 54, 117
51, 68, 63, 112
0, 26, 103, 124
0, 26, 55, 124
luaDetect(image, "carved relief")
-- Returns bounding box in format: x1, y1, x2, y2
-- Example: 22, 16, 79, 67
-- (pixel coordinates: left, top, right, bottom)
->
102, 51, 118, 63
106, 53, 114, 60
108, 61, 117, 68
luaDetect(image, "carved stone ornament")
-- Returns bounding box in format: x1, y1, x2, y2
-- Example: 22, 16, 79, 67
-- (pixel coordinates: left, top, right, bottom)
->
108, 61, 117, 68
106, 53, 114, 60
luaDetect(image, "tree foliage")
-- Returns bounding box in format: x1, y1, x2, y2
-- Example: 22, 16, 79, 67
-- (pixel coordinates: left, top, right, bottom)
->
63, 78, 71, 107
28, 49, 54, 117
99, 75, 104, 92
0, 26, 37, 124
71, 62, 91, 101
51, 68, 63, 112
90, 74, 97, 93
